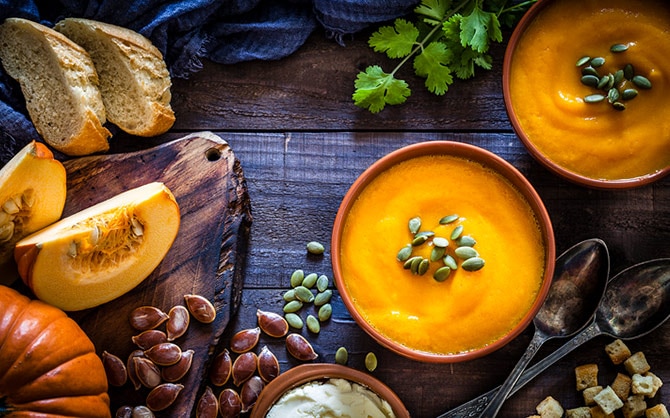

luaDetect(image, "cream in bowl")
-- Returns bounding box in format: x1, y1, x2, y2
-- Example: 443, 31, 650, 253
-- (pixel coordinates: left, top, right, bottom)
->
250, 364, 409, 418
331, 141, 555, 363
504, 0, 670, 188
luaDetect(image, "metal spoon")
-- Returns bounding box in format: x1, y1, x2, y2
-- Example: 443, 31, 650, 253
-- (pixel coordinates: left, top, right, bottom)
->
475, 238, 610, 417
439, 256, 670, 418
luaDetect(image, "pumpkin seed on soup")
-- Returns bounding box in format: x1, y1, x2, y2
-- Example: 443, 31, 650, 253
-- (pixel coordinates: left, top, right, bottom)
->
408, 217, 421, 234
439, 214, 459, 224
396, 244, 412, 261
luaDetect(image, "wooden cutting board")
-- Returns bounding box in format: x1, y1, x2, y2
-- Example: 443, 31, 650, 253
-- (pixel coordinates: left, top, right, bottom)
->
62, 132, 252, 416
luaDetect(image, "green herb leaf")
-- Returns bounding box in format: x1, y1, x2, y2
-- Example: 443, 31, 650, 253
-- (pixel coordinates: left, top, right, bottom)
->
352, 65, 411, 113
460, 6, 502, 53
415, 0, 452, 23
413, 42, 454, 95
369, 19, 419, 59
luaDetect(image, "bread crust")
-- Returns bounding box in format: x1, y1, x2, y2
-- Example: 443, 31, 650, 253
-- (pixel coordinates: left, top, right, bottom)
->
0, 18, 110, 156
55, 18, 175, 137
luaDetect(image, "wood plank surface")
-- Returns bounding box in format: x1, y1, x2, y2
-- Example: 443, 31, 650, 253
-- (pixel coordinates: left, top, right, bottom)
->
11, 24, 669, 417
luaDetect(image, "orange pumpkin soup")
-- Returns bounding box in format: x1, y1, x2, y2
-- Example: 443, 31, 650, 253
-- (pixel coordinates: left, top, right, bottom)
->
339, 155, 546, 355
509, 0, 670, 181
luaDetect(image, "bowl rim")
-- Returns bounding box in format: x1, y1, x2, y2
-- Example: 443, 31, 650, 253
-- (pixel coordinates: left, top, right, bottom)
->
249, 363, 411, 418
331, 140, 556, 363
502, 0, 670, 189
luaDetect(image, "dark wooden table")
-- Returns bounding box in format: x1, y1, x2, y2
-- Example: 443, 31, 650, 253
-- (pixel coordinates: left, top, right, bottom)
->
109, 28, 670, 418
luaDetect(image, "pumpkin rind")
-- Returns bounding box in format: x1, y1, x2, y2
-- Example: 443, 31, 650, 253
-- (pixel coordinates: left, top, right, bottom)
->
0, 285, 110, 418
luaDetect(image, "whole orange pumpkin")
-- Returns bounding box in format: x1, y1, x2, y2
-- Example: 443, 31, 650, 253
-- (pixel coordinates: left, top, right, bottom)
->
0, 285, 111, 417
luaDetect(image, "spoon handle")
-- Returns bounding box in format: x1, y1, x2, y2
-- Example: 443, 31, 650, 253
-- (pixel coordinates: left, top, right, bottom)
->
436, 323, 600, 418
476, 330, 546, 417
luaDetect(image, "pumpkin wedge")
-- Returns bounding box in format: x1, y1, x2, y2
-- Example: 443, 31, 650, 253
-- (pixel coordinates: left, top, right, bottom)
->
0, 141, 66, 284
14, 182, 180, 311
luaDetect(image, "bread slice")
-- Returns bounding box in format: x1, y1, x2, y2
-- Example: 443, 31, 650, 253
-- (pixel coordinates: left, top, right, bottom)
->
54, 18, 175, 136
0, 18, 111, 156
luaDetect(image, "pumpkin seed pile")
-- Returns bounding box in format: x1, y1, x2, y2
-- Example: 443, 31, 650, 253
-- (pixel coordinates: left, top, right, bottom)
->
577, 43, 652, 111
0, 190, 33, 244
283, 269, 333, 333
397, 214, 485, 282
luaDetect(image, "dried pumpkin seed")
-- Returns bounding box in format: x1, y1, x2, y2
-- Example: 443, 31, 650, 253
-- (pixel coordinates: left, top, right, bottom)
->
624, 63, 635, 80
411, 234, 428, 246
396, 245, 412, 261
409, 256, 422, 274
622, 88, 638, 100
591, 57, 605, 67
335, 346, 348, 365
610, 43, 629, 53
294, 286, 315, 303
614, 69, 624, 84
316, 274, 329, 292
365, 352, 378, 372
596, 75, 610, 90
283, 300, 303, 313
285, 312, 303, 329
450, 225, 464, 240
607, 88, 620, 104
575, 55, 591, 66
318, 303, 333, 321
314, 289, 332, 307
439, 214, 459, 224
306, 315, 321, 333
632, 75, 652, 89
582, 66, 599, 77
306, 241, 325, 255
417, 258, 430, 275
612, 101, 626, 111
454, 246, 479, 259
462, 257, 486, 271
403, 256, 422, 269
290, 269, 305, 287
433, 266, 452, 282
581, 75, 600, 87
584, 94, 606, 104
282, 289, 297, 302
443, 254, 458, 270
302, 272, 318, 288
432, 237, 449, 248
286, 333, 318, 361
184, 294, 216, 324
457, 235, 476, 247
257, 309, 289, 338
430, 246, 446, 262
408, 217, 421, 234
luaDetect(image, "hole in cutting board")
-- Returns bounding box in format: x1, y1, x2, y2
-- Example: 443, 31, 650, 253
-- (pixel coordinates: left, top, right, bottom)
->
205, 147, 222, 161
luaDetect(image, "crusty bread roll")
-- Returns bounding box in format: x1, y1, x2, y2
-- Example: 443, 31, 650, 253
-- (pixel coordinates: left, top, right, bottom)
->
55, 18, 175, 136
0, 17, 111, 156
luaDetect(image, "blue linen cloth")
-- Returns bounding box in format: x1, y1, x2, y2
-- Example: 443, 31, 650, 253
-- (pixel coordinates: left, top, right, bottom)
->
0, 0, 418, 163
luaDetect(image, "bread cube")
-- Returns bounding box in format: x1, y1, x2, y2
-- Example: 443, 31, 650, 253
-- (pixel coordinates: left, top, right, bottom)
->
594, 386, 624, 415
645, 372, 664, 398
590, 405, 614, 418
605, 339, 631, 365
576, 364, 599, 390
646, 404, 670, 418
624, 352, 651, 375
566, 406, 592, 418
584, 386, 604, 405
622, 395, 647, 418
633, 374, 656, 397
612, 373, 633, 401
537, 396, 564, 418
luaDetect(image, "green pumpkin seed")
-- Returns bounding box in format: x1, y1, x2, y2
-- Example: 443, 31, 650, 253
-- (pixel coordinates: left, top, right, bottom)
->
454, 246, 479, 260
283, 289, 297, 302
318, 303, 332, 321
396, 244, 413, 261
365, 352, 378, 372
591, 57, 605, 67
624, 63, 635, 80
410, 256, 423, 274
607, 88, 620, 104
290, 269, 305, 287
597, 75, 610, 90
316, 274, 330, 292
294, 286, 315, 303
306, 315, 320, 333
632, 75, 652, 89
443, 254, 458, 270
412, 235, 428, 246
430, 246, 446, 262
612, 101, 626, 111
610, 43, 629, 53
335, 346, 348, 365
462, 257, 485, 271
576, 56, 591, 67
283, 300, 303, 313
582, 66, 599, 77
614, 69, 624, 84
417, 258, 430, 275
457, 235, 476, 247
302, 272, 318, 289
584, 94, 606, 104
581, 75, 600, 87
314, 289, 332, 307
433, 266, 452, 282
404, 256, 422, 270
450, 225, 464, 240
285, 313, 303, 329
408, 217, 421, 234
439, 214, 459, 225
432, 237, 449, 248
306, 241, 325, 255
622, 88, 638, 100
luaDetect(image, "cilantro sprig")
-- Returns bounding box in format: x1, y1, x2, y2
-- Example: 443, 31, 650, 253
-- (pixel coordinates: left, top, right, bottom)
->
353, 0, 536, 113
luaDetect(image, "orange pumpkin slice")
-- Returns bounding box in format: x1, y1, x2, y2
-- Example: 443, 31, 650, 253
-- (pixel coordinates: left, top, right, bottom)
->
0, 141, 66, 283
14, 182, 180, 311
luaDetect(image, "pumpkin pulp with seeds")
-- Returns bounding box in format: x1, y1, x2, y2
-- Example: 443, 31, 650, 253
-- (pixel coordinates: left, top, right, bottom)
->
508, 0, 670, 180
339, 155, 546, 355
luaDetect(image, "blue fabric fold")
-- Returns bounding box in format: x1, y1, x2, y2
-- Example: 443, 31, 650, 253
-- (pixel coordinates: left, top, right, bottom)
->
0, 0, 417, 162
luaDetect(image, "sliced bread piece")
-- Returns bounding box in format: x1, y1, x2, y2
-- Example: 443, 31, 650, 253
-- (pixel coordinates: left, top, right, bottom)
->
0, 17, 111, 156
54, 18, 175, 136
